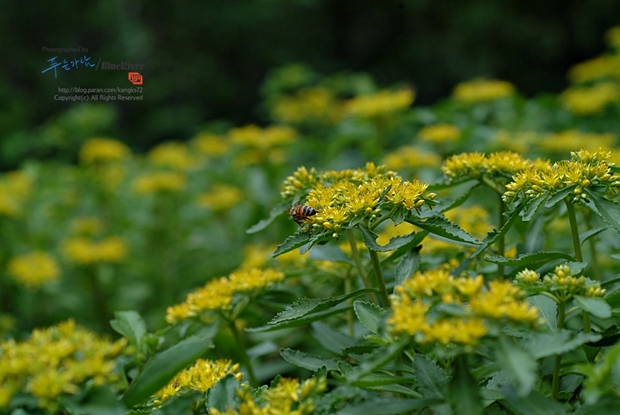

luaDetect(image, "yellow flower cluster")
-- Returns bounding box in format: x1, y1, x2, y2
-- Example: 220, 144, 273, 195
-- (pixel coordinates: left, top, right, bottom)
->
227, 124, 296, 166
560, 83, 619, 115
0, 171, 32, 217
503, 148, 620, 204
280, 166, 320, 199
272, 87, 342, 125
62, 236, 128, 264
538, 130, 615, 153
0, 320, 126, 411
452, 79, 516, 102
383, 146, 441, 171
210, 376, 327, 415
196, 184, 244, 211
7, 251, 60, 288
442, 151, 534, 183
148, 142, 197, 170
389, 269, 538, 346
289, 163, 434, 235
344, 88, 414, 118
133, 171, 187, 194
165, 268, 285, 324
79, 137, 131, 164
192, 132, 230, 157
417, 124, 461, 144
516, 265, 605, 300
70, 216, 103, 236
153, 359, 242, 405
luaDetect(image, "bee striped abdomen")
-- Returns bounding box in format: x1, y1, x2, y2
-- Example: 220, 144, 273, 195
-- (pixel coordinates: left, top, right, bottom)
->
289, 204, 318, 226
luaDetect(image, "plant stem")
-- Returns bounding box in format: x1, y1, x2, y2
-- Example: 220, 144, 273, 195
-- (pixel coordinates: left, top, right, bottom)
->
369, 206, 397, 231
564, 199, 591, 333
228, 319, 257, 387
551, 300, 566, 400
344, 269, 354, 337
584, 211, 601, 281
497, 193, 506, 280
346, 229, 377, 304
368, 248, 390, 308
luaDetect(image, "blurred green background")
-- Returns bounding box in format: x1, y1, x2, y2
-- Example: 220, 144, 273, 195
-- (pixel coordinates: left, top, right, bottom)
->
1, 0, 619, 169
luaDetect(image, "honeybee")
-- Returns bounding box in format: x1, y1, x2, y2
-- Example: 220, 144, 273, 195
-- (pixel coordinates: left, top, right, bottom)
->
289, 203, 318, 226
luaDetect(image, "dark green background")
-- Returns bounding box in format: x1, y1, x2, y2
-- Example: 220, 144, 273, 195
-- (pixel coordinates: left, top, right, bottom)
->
1, 0, 619, 168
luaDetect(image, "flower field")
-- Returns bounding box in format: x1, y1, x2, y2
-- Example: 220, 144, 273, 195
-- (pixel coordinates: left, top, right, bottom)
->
2, 27, 620, 415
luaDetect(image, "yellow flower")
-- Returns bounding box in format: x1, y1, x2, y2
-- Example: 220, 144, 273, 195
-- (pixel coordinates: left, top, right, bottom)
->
383, 146, 441, 171
153, 359, 241, 405
0, 320, 125, 411
192, 132, 230, 157
344, 88, 414, 118
272, 87, 342, 124
62, 236, 128, 264
7, 251, 60, 288
417, 124, 461, 144
568, 54, 620, 84
148, 142, 197, 170
79, 138, 130, 164
607, 26, 620, 50
560, 83, 619, 115
70, 217, 103, 236
133, 172, 187, 194
165, 268, 285, 324
453, 79, 516, 102
196, 184, 244, 211
0, 172, 32, 217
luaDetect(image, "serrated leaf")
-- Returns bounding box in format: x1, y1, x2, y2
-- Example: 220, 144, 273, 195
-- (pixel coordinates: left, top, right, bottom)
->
393, 247, 421, 288
544, 186, 575, 209
358, 226, 417, 252
110, 310, 147, 354
521, 330, 602, 359
499, 386, 568, 415
529, 295, 557, 331
311, 322, 357, 354
583, 188, 620, 234
580, 226, 608, 246
280, 348, 340, 371
205, 373, 241, 413
366, 384, 422, 397
414, 355, 448, 400
575, 295, 612, 319
345, 339, 408, 382
336, 397, 441, 415
272, 233, 312, 257
309, 245, 354, 264
495, 336, 537, 396
246, 303, 352, 333
447, 355, 482, 415
353, 301, 387, 335
246, 202, 289, 234
485, 251, 574, 267
521, 194, 547, 221
122, 335, 214, 407
267, 289, 377, 324
407, 215, 481, 246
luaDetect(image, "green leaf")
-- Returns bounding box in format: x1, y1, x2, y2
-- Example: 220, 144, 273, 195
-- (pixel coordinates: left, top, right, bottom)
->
447, 355, 482, 415
271, 233, 312, 257
583, 188, 620, 234
246, 202, 289, 234
414, 355, 447, 400
495, 336, 537, 396
358, 226, 417, 252
110, 310, 147, 354
336, 398, 441, 415
499, 387, 568, 415
311, 322, 357, 354
353, 301, 387, 335
435, 182, 483, 214
580, 227, 608, 246
61, 385, 127, 415
485, 251, 574, 267
122, 335, 214, 407
205, 373, 241, 413
521, 330, 602, 359
345, 340, 409, 382
544, 186, 575, 209
575, 295, 612, 319
408, 215, 481, 246
280, 348, 340, 371
309, 245, 354, 264
520, 194, 547, 221
246, 303, 353, 332
393, 247, 421, 288
529, 295, 557, 331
